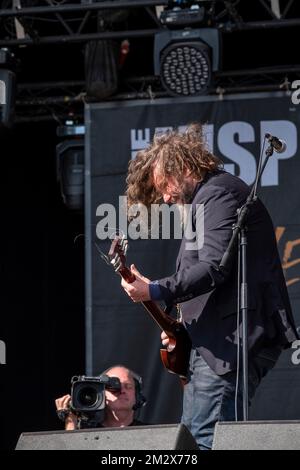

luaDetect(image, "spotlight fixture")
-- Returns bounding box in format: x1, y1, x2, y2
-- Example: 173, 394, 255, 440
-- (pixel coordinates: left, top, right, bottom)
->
56, 122, 85, 210
0, 49, 16, 127
154, 28, 220, 97
160, 3, 205, 27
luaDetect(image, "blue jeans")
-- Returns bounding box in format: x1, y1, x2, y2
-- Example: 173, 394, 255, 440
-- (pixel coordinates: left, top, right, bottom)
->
181, 349, 277, 450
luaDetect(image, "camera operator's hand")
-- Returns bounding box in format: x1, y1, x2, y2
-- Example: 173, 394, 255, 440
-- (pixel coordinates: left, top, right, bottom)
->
55, 394, 78, 431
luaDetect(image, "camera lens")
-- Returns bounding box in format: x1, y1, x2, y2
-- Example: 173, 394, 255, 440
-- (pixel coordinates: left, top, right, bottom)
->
78, 386, 98, 407
71, 377, 105, 412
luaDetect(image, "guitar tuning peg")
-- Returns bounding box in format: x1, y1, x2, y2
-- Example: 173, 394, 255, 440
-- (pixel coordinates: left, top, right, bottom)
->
115, 258, 122, 272
111, 254, 118, 264
116, 234, 123, 246
110, 254, 117, 267
111, 254, 121, 272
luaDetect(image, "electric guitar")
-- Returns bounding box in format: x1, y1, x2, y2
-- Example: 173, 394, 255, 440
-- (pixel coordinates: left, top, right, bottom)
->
107, 236, 191, 380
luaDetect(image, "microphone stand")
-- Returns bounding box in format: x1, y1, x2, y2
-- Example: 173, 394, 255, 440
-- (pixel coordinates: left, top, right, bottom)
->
219, 135, 275, 421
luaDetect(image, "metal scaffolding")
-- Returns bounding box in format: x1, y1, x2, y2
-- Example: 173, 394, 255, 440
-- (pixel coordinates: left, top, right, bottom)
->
1, 0, 300, 120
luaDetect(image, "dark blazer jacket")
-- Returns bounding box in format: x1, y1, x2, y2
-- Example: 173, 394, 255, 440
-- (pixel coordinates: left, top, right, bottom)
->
157, 170, 298, 375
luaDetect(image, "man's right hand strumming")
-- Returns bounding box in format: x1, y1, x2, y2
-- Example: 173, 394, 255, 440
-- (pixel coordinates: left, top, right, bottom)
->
161, 331, 170, 347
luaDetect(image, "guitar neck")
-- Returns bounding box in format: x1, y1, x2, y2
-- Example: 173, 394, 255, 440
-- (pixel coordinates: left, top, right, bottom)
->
119, 266, 177, 334
141, 300, 177, 334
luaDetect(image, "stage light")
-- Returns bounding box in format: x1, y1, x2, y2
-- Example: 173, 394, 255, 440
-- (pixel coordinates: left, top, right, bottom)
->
154, 28, 220, 97
160, 2, 205, 27
0, 49, 16, 127
56, 122, 85, 210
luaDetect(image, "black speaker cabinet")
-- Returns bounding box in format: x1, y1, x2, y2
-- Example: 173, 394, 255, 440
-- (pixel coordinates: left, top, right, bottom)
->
16, 424, 199, 450
213, 420, 300, 450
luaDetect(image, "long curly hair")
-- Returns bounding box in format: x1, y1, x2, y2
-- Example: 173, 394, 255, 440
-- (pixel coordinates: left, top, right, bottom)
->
126, 123, 222, 209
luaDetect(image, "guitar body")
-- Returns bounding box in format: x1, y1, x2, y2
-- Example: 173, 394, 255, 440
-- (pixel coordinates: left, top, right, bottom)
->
108, 237, 191, 381
141, 300, 191, 380
159, 324, 191, 380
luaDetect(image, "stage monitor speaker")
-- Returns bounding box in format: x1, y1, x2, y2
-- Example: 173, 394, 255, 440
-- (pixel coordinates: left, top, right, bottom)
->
16, 424, 199, 450
212, 420, 300, 450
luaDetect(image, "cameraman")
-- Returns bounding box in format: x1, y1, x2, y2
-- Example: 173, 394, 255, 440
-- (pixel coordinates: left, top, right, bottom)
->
55, 365, 146, 430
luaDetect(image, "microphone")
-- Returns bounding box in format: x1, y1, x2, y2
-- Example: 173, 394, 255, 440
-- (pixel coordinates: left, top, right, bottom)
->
265, 133, 287, 153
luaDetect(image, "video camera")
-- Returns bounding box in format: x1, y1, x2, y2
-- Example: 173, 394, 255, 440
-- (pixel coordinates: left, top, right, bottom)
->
70, 374, 121, 413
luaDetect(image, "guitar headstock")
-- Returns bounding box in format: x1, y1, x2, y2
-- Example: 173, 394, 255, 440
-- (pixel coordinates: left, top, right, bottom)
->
108, 236, 128, 273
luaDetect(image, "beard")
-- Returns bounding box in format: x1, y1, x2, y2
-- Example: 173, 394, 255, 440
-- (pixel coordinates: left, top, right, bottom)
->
175, 179, 198, 205
175, 179, 199, 228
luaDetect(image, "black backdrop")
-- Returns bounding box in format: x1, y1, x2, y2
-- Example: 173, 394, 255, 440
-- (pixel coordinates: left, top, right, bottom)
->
85, 92, 300, 426
0, 123, 85, 449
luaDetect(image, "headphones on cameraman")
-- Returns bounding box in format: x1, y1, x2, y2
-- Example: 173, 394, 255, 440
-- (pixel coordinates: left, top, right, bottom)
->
101, 365, 147, 411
